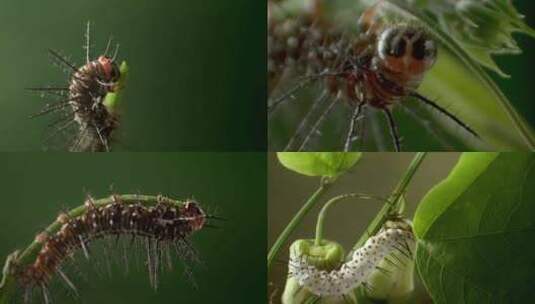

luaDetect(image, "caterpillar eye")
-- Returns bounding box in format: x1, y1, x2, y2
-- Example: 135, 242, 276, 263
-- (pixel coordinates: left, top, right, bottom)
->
389, 38, 406, 57
378, 27, 417, 59
412, 37, 437, 65
377, 26, 437, 75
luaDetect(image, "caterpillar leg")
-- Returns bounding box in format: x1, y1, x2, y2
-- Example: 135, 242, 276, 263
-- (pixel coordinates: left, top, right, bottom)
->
298, 97, 337, 151
344, 102, 365, 151
382, 108, 401, 152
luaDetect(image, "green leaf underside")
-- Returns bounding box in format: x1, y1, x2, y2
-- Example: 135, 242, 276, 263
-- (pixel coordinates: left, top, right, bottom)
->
277, 152, 361, 177
413, 153, 535, 303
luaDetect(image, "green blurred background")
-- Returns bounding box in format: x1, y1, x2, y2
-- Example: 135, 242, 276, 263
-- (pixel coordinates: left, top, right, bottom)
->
268, 152, 461, 302
0, 152, 266, 303
0, 0, 265, 151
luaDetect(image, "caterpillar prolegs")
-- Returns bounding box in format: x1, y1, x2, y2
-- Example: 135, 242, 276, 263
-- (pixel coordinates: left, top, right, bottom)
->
0, 194, 223, 303
287, 222, 414, 302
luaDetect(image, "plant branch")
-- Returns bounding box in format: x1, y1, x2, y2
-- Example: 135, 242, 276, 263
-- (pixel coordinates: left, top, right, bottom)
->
352, 152, 427, 251
314, 193, 386, 246
267, 177, 332, 271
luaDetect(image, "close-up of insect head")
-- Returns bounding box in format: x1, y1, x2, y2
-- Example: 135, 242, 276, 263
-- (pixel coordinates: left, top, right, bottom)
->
268, 152, 535, 303
0, 1, 265, 152
268, 0, 535, 151
0, 153, 266, 303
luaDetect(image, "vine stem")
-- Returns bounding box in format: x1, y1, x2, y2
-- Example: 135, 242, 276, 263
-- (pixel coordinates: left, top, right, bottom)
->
352, 152, 427, 251
267, 177, 332, 271
0, 194, 187, 303
314, 193, 387, 246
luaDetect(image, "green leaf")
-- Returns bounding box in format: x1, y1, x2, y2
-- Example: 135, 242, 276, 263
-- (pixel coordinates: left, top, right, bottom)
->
413, 153, 535, 303
277, 152, 361, 178
417, 50, 528, 149
427, 0, 535, 77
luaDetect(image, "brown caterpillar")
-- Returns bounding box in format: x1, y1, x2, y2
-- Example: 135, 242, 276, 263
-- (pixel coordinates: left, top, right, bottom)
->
29, 21, 123, 152
6, 194, 222, 303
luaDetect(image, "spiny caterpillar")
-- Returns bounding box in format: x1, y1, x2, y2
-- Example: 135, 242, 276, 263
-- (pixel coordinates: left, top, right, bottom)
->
288, 225, 414, 299
29, 21, 127, 152
268, 0, 479, 151
0, 194, 223, 304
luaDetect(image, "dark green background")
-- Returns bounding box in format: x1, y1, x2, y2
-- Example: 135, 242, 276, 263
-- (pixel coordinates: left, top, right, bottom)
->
0, 0, 265, 151
0, 153, 266, 303
493, 1, 535, 131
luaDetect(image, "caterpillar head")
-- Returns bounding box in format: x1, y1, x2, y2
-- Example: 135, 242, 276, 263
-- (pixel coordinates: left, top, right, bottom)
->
97, 56, 121, 90
376, 25, 437, 78
183, 200, 206, 231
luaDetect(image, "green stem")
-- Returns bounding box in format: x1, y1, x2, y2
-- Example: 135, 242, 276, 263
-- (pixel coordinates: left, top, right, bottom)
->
0, 194, 187, 302
314, 193, 386, 246
267, 177, 332, 271
352, 152, 427, 250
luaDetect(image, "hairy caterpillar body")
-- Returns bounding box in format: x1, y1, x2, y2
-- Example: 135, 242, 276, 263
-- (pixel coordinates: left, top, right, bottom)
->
5, 195, 218, 304
288, 227, 414, 298
68, 54, 121, 152
30, 22, 125, 152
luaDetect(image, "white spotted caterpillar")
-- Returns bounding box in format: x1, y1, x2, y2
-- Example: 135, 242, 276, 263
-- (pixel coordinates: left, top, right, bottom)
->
288, 225, 414, 298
